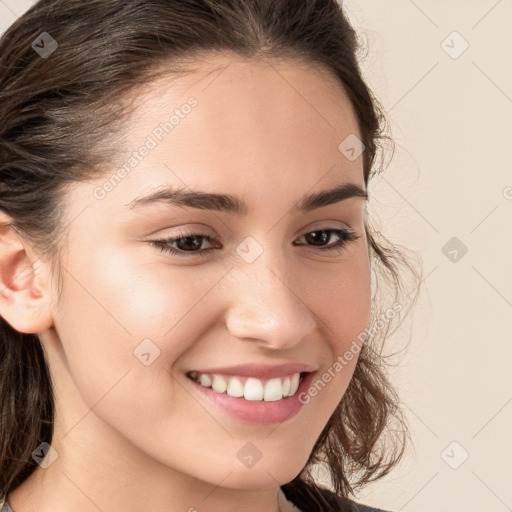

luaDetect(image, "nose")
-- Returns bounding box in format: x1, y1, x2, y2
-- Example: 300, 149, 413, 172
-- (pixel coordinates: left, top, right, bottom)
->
223, 255, 317, 350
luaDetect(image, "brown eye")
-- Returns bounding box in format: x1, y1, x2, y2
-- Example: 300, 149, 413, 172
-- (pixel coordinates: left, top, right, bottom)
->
150, 232, 218, 258
293, 228, 359, 254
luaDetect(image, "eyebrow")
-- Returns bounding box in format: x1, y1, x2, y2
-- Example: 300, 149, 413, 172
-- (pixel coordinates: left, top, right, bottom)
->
125, 182, 368, 215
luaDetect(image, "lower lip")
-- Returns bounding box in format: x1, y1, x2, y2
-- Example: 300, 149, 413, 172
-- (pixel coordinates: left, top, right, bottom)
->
187, 371, 316, 425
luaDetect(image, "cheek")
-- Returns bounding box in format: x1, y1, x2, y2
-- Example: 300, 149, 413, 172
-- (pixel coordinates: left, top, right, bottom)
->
314, 250, 372, 354
52, 245, 219, 409
52, 246, 237, 470
289, 248, 371, 422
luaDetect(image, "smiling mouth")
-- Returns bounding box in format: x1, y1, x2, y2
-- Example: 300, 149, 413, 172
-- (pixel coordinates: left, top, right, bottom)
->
186, 371, 307, 402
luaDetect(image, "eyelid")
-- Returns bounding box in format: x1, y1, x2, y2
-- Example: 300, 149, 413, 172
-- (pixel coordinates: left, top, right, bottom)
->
146, 224, 217, 239
149, 220, 352, 245
294, 219, 352, 237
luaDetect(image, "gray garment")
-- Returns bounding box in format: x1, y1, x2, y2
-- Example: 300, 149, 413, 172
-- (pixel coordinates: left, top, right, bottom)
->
281, 484, 395, 512
347, 503, 392, 512
0, 499, 13, 512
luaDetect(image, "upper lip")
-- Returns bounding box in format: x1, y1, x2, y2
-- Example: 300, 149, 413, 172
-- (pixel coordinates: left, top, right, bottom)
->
187, 363, 317, 379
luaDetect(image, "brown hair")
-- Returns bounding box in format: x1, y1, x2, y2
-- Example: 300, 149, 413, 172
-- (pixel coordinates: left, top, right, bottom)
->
0, 1, 421, 510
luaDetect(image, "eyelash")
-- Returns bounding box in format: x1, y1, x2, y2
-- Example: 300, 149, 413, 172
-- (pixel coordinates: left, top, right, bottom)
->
149, 228, 360, 259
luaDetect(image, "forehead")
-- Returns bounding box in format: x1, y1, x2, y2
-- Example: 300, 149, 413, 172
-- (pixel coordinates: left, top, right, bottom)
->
129, 53, 360, 141
117, 54, 363, 187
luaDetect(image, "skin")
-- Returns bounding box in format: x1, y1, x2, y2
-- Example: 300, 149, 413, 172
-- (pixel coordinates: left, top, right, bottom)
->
0, 54, 371, 512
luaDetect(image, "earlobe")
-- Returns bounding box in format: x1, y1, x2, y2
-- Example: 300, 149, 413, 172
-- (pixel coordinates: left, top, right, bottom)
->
0, 212, 54, 334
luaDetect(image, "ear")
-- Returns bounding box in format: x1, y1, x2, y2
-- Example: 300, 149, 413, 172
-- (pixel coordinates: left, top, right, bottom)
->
0, 211, 55, 334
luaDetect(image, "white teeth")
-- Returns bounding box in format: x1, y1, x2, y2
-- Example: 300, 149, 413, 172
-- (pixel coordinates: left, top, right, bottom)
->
244, 377, 264, 401
264, 378, 283, 401
289, 373, 300, 396
226, 377, 244, 397
191, 371, 304, 401
282, 377, 291, 396
211, 374, 227, 393
199, 374, 212, 387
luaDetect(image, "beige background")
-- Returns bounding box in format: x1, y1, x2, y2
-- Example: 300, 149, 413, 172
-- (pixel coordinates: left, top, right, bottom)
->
1, 1, 511, 511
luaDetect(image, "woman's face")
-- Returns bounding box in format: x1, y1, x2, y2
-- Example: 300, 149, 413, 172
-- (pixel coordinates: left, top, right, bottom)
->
44, 55, 371, 491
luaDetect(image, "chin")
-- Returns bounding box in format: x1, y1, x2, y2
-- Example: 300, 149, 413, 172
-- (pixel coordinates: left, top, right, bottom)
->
221, 466, 302, 490
221, 451, 310, 490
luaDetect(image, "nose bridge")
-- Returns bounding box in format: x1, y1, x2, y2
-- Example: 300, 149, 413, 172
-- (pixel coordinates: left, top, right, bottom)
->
224, 251, 317, 348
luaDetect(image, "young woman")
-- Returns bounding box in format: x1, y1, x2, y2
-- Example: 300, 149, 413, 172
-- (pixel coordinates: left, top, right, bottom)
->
0, 1, 420, 511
